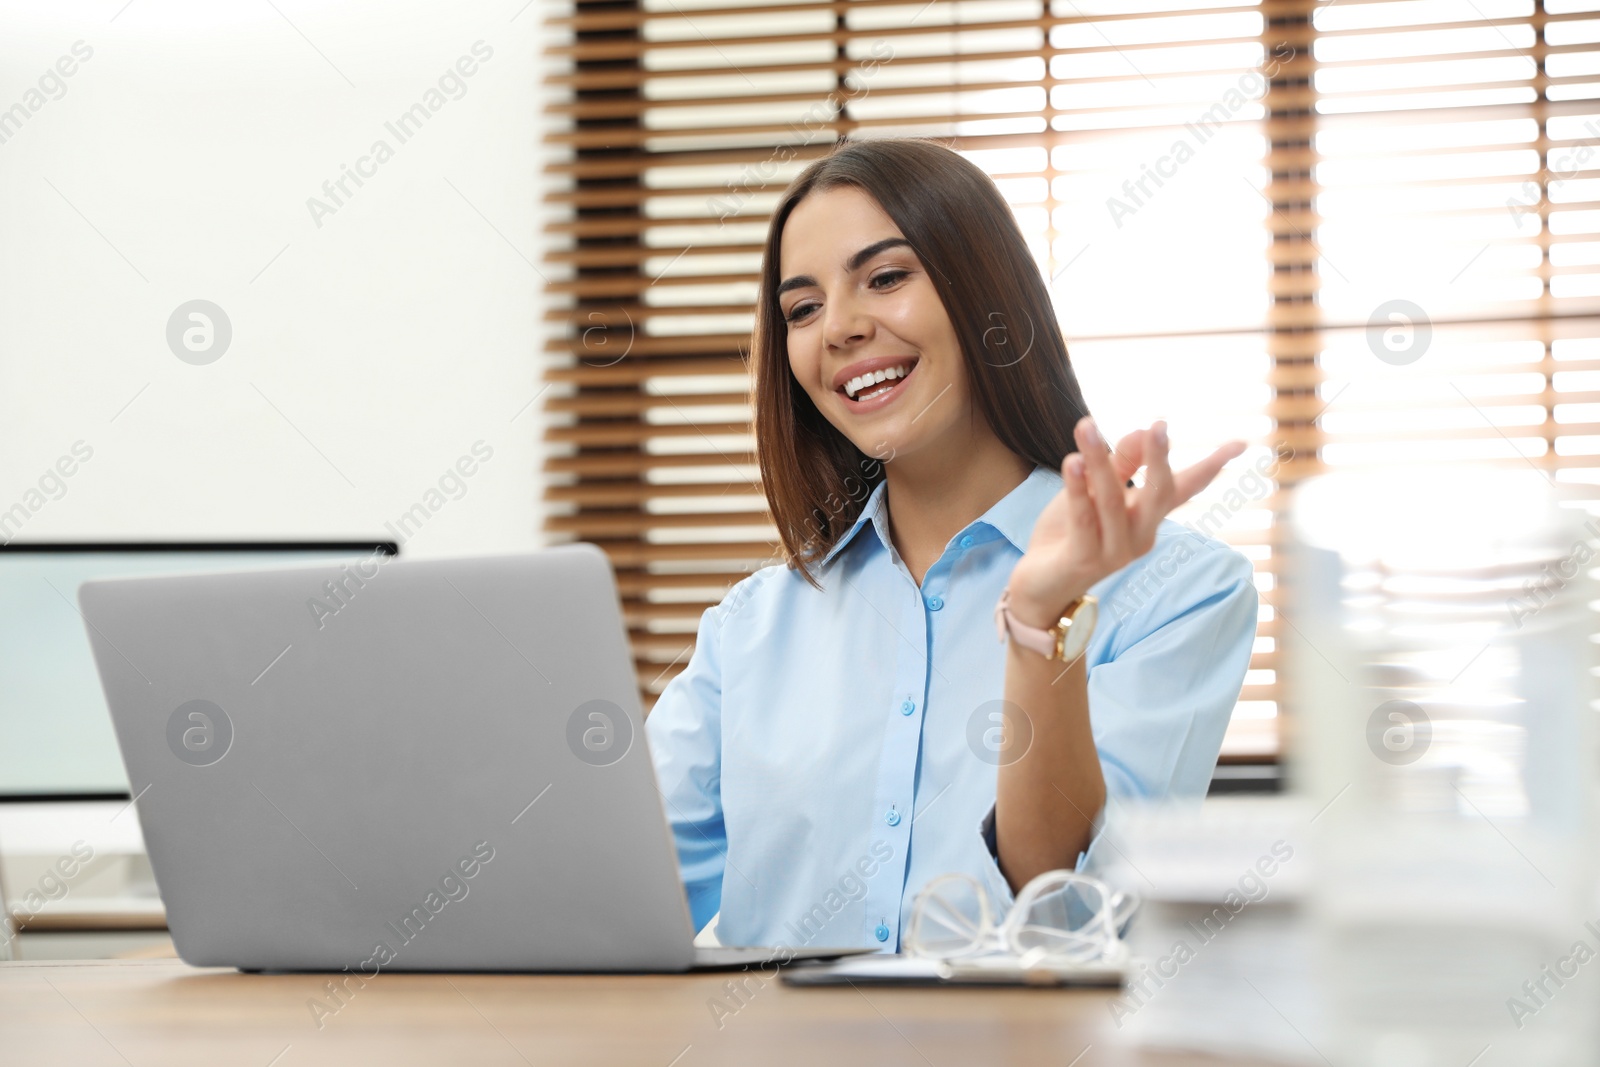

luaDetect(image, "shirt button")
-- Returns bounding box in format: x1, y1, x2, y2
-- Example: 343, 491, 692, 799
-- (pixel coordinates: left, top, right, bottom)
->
959, 535, 974, 549
900, 699, 915, 716
885, 809, 901, 827
874, 923, 890, 942
926, 595, 944, 611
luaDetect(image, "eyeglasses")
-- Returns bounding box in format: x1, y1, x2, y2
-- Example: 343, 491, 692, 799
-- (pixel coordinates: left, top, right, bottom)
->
904, 869, 1138, 968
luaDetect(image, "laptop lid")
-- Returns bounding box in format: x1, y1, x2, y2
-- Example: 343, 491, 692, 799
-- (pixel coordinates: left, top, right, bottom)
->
77, 544, 697, 972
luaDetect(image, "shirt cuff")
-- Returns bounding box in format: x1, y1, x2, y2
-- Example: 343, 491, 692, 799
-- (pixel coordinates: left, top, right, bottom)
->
977, 802, 1112, 913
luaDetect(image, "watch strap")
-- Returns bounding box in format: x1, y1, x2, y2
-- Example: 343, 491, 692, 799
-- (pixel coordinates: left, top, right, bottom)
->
994, 589, 1072, 660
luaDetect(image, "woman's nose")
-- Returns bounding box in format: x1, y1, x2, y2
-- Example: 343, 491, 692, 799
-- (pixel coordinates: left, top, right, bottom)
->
823, 294, 873, 349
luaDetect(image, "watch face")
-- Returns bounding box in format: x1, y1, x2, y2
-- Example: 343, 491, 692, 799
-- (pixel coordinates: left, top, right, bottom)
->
1062, 598, 1098, 661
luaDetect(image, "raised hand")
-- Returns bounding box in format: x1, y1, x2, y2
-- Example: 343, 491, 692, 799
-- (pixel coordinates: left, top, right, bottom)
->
1004, 416, 1246, 627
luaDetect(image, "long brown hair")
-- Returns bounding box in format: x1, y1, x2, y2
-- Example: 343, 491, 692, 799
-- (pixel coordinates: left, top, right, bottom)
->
752, 137, 1092, 586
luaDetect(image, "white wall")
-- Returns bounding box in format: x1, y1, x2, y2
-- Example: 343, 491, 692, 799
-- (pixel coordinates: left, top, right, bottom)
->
0, 0, 547, 556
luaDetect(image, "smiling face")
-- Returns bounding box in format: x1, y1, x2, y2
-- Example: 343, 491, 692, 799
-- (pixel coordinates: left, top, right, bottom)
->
777, 184, 982, 470
753, 141, 1094, 578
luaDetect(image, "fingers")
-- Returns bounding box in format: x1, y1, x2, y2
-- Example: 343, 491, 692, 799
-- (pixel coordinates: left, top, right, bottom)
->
1129, 419, 1174, 543
1170, 438, 1248, 508
1110, 428, 1147, 484
1059, 450, 1101, 561
1066, 417, 1252, 571
1117, 420, 1250, 548
1074, 416, 1129, 561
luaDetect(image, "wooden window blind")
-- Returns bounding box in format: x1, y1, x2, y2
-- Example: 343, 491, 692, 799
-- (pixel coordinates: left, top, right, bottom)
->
1309, 2, 1600, 482
538, 0, 1597, 760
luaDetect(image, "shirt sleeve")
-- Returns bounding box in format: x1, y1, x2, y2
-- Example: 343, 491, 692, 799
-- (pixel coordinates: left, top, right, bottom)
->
1092, 538, 1259, 800
974, 537, 1259, 910
643, 599, 729, 934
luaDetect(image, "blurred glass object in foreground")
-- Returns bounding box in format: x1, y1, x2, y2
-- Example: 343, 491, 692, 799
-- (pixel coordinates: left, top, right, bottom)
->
1289, 466, 1600, 1067
1099, 797, 1317, 1063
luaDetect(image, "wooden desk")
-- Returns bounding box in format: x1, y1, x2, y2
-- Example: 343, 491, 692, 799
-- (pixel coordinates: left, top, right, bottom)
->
0, 958, 1276, 1066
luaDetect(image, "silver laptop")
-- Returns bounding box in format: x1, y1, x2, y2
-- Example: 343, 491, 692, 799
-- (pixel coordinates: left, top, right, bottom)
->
77, 545, 865, 972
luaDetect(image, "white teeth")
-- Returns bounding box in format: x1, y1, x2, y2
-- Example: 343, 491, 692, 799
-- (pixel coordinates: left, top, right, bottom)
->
844, 362, 913, 399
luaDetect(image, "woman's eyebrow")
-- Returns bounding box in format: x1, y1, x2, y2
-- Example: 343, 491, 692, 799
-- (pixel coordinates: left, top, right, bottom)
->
775, 274, 811, 297
776, 237, 914, 297
847, 235, 915, 272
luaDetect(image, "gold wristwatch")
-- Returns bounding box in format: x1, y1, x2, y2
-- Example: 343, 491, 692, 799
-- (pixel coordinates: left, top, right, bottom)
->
993, 589, 1099, 662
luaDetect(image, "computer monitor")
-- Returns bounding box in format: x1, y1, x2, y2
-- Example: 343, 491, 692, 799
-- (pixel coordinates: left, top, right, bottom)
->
0, 542, 395, 798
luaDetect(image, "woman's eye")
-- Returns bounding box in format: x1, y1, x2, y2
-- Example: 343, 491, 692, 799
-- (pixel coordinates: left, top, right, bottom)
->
785, 302, 817, 324
870, 269, 908, 289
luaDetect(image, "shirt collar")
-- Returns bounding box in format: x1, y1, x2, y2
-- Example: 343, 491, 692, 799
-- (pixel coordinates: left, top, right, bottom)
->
816, 462, 1061, 569
980, 462, 1062, 553
817, 478, 892, 569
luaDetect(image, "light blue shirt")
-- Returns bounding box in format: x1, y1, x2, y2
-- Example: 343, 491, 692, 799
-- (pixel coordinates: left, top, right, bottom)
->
645, 463, 1258, 952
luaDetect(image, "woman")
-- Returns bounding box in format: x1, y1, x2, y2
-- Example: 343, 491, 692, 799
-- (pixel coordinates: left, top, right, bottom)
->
645, 138, 1258, 952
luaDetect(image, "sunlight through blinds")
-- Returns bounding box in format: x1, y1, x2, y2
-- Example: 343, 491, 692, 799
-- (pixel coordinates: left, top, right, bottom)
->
542, 1, 1532, 761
